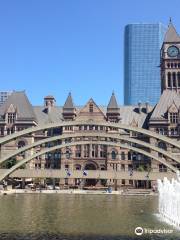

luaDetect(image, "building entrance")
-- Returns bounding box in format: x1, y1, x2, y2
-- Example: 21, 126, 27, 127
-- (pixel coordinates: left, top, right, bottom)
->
84, 163, 97, 186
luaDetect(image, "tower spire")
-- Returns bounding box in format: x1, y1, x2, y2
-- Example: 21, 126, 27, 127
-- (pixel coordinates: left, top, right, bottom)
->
169, 17, 172, 24
106, 92, 120, 122
163, 20, 180, 43
62, 92, 76, 120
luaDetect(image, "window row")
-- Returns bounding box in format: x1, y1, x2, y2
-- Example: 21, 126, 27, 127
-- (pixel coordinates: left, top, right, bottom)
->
169, 113, 178, 124
167, 62, 180, 69
156, 128, 179, 136
167, 72, 180, 88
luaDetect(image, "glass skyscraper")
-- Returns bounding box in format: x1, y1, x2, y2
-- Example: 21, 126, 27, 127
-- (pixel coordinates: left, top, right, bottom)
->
124, 23, 167, 105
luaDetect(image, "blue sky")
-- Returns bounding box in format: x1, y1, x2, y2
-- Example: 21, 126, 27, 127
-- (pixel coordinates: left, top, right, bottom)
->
0, 0, 180, 106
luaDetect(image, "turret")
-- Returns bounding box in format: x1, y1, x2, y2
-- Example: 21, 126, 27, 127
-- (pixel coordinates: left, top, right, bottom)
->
62, 92, 76, 121
106, 92, 120, 122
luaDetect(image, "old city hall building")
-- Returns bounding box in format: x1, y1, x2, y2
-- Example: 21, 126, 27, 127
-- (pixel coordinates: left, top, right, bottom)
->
0, 21, 180, 189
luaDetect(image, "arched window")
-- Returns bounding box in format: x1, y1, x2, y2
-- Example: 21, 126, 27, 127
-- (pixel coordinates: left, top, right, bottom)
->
111, 150, 116, 160
167, 72, 171, 87
74, 164, 81, 170
100, 165, 106, 170
121, 152, 125, 160
18, 140, 26, 149
172, 72, 176, 87
128, 152, 131, 160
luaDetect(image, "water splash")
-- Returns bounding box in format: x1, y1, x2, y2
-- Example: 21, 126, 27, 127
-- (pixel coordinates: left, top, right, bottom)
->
157, 171, 180, 229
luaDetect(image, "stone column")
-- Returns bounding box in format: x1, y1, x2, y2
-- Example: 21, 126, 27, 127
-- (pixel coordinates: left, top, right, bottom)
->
97, 144, 100, 158
90, 144, 92, 158
81, 145, 84, 158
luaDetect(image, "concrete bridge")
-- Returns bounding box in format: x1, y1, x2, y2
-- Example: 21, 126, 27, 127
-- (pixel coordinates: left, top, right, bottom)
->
0, 169, 176, 181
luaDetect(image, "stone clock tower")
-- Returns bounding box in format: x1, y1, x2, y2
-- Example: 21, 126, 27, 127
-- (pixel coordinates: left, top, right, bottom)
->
161, 20, 180, 93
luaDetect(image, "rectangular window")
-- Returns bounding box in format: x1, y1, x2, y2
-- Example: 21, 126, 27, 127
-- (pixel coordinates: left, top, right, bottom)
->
89, 104, 93, 112
8, 113, 16, 124
170, 113, 178, 124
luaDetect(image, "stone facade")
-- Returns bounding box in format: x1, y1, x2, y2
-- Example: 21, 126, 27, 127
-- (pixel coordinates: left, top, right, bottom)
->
0, 21, 180, 188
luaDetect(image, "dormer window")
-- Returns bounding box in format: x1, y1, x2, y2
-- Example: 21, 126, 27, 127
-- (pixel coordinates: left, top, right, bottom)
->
169, 112, 178, 123
8, 113, 16, 124
89, 103, 93, 112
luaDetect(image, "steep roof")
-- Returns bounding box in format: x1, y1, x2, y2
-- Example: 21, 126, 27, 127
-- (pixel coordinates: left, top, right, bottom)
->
0, 91, 153, 128
164, 22, 180, 43
150, 90, 180, 120
33, 104, 152, 127
107, 92, 119, 109
0, 91, 37, 121
63, 92, 74, 109
33, 106, 63, 124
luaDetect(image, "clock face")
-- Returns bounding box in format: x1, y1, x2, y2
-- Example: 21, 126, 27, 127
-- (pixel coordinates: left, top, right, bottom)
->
167, 46, 179, 57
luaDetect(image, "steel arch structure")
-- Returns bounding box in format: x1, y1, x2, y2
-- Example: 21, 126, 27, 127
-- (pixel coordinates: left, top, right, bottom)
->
0, 132, 180, 166
0, 121, 180, 149
0, 140, 177, 182
0, 120, 180, 181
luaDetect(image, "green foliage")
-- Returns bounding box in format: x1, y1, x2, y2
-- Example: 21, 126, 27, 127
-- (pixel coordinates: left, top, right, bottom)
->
137, 165, 145, 172
2, 158, 17, 169
20, 164, 26, 169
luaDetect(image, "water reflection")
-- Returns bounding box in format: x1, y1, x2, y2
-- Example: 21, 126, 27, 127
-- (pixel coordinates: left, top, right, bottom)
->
0, 194, 179, 240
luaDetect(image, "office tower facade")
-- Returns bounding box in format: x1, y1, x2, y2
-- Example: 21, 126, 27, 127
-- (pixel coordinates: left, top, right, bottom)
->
124, 23, 167, 105
0, 91, 13, 106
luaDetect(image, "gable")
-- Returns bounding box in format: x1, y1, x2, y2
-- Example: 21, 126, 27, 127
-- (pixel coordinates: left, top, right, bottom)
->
130, 118, 138, 127
168, 101, 178, 113
76, 98, 106, 121
6, 104, 16, 113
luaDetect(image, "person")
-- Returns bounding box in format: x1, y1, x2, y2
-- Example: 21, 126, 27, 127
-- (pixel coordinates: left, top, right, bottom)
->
152, 184, 156, 192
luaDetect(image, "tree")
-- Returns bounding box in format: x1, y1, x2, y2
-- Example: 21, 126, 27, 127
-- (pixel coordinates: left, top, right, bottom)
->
1, 158, 16, 169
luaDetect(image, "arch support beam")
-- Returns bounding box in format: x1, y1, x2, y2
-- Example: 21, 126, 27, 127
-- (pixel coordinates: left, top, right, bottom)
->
0, 121, 180, 150
0, 140, 177, 182
1, 132, 180, 167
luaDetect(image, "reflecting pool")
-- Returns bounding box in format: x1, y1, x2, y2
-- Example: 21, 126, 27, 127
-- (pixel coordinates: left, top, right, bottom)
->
0, 194, 179, 240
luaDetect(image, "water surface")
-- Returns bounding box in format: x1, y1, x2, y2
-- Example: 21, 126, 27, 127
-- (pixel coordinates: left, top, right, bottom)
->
0, 194, 179, 240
